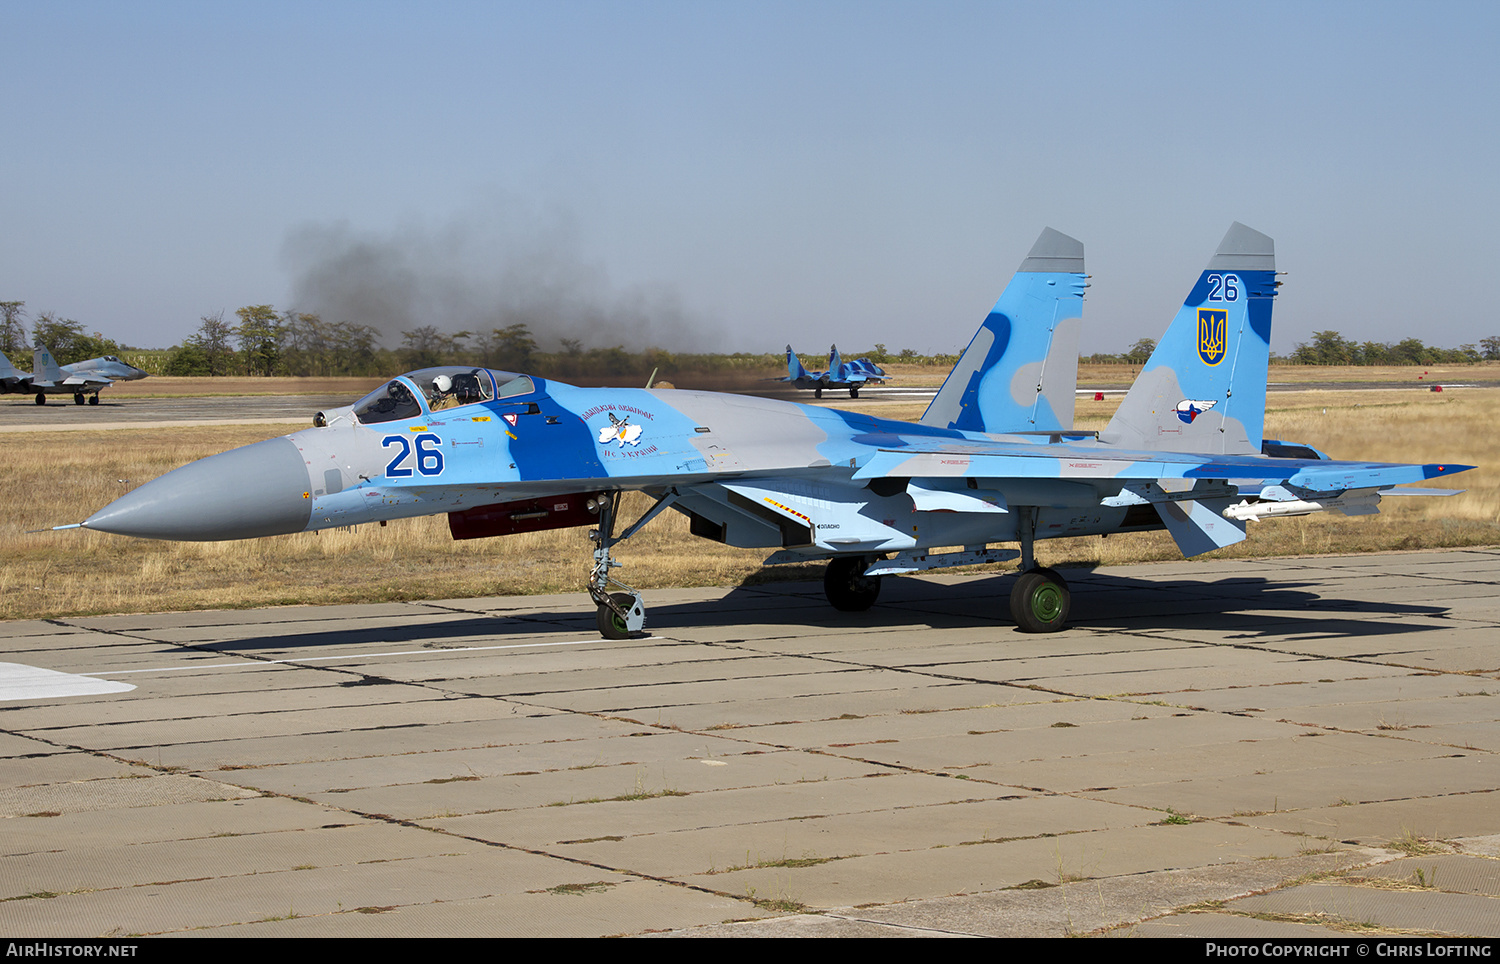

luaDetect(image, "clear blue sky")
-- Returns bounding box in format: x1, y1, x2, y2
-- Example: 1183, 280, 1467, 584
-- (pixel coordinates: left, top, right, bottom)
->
4, 0, 1497, 357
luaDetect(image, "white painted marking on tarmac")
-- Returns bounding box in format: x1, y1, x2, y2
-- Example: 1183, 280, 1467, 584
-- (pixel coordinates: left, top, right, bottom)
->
84, 637, 613, 678
0, 662, 136, 701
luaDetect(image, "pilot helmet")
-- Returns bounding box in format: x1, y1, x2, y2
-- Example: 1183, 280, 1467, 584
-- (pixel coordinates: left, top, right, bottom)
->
432, 374, 453, 395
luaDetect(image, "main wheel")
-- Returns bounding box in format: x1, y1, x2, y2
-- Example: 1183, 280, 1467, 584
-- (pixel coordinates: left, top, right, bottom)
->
35, 393, 45, 405
596, 592, 636, 640
824, 556, 881, 611
88, 395, 99, 405
849, 386, 859, 398
814, 387, 823, 399
74, 393, 85, 405
1010, 568, 1070, 633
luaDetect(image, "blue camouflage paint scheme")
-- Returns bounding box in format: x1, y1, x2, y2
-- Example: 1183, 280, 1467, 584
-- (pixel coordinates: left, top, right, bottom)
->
921, 226, 1085, 435
1102, 224, 1278, 457
78, 224, 1473, 632
782, 345, 889, 395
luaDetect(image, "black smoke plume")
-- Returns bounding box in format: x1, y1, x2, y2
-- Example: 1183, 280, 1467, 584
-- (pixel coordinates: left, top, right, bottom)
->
281, 203, 718, 353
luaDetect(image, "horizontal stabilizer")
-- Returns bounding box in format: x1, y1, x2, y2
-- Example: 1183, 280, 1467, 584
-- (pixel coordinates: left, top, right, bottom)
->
1160, 497, 1246, 556
0, 350, 28, 382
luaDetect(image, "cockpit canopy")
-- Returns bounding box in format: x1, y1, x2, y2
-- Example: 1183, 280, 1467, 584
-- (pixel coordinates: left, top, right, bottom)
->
353, 366, 535, 425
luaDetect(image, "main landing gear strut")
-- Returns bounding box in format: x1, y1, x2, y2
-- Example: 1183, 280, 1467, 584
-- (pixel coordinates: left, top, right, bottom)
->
1009, 506, 1070, 633
587, 491, 678, 639
817, 510, 1071, 632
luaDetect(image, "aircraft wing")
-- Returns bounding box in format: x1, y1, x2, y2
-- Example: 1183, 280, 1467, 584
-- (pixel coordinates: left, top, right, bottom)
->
851, 437, 1466, 493
59, 374, 113, 388
846, 433, 1470, 558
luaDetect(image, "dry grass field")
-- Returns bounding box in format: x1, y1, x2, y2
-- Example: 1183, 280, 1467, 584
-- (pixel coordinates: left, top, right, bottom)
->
1, 383, 1494, 622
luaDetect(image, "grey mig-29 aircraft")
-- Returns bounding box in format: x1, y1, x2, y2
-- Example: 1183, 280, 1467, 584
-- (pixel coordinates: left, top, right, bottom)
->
0, 345, 148, 404
70, 224, 1472, 637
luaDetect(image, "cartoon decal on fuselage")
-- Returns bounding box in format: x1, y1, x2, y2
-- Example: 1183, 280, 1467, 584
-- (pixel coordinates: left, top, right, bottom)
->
597, 412, 644, 448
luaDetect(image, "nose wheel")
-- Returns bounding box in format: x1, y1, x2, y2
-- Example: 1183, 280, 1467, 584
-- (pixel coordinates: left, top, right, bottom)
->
595, 591, 645, 640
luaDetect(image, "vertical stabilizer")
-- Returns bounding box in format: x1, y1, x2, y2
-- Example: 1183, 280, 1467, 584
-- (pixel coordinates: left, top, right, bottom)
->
786, 346, 812, 382
920, 227, 1086, 433
0, 350, 26, 383
34, 344, 65, 384
1101, 223, 1276, 455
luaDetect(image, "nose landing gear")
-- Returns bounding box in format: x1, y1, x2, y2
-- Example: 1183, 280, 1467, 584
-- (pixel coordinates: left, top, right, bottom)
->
586, 491, 678, 640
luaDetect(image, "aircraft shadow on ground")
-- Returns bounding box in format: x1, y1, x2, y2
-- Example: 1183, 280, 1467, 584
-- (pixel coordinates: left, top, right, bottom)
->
183, 570, 1452, 654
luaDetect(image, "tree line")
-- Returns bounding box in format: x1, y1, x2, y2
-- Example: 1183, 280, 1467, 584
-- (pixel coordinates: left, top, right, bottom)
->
162, 309, 793, 381
1286, 331, 1500, 366
163, 307, 381, 377
8, 298, 1500, 376
0, 302, 126, 364
158, 308, 978, 381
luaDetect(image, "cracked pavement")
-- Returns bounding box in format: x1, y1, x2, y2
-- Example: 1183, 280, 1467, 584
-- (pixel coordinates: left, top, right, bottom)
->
3, 548, 1499, 937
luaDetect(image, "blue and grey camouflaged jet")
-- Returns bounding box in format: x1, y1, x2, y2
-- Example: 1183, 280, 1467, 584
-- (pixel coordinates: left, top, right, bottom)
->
783, 344, 889, 398
72, 224, 1472, 637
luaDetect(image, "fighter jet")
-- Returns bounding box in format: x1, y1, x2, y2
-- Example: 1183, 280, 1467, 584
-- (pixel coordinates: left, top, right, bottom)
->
71, 224, 1472, 638
57, 353, 150, 385
3, 345, 149, 405
783, 345, 888, 398
0, 350, 29, 393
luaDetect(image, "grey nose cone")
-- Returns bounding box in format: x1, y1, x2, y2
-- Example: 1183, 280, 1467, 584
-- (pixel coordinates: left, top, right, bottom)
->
85, 437, 314, 541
